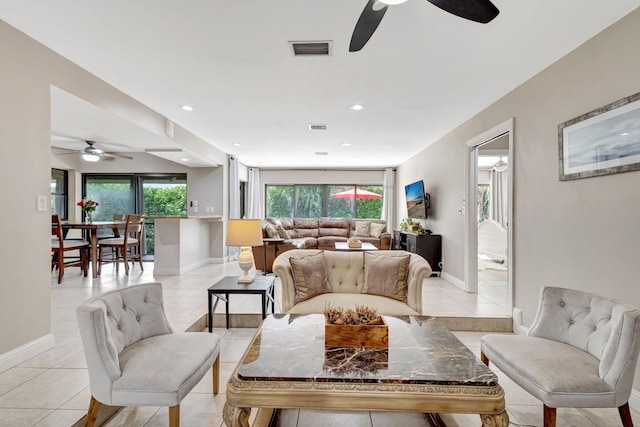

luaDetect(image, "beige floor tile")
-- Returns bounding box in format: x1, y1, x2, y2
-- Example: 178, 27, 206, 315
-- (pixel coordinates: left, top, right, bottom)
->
59, 386, 91, 410
105, 405, 160, 427
371, 411, 434, 426
0, 369, 88, 409
33, 409, 87, 426
0, 368, 45, 397
0, 408, 52, 427
219, 339, 252, 363
296, 409, 372, 427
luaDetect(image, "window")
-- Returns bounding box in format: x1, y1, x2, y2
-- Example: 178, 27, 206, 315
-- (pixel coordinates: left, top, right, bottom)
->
265, 184, 383, 218
51, 168, 68, 219
83, 174, 187, 256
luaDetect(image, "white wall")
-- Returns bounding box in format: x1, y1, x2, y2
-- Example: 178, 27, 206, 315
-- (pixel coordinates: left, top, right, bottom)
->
397, 7, 640, 389
0, 20, 226, 366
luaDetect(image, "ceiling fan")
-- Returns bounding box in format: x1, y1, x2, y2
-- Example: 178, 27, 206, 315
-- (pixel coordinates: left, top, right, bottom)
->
53, 140, 133, 162
349, 0, 500, 52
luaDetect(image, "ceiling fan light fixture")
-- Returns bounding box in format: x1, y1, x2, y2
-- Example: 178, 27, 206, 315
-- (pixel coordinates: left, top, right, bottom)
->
492, 157, 508, 172
82, 152, 100, 162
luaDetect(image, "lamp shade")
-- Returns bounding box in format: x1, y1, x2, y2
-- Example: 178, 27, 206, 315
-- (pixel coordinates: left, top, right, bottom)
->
226, 219, 263, 247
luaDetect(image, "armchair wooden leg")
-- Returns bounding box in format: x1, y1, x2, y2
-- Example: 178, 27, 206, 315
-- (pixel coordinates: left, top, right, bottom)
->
543, 404, 556, 427
619, 403, 633, 427
213, 355, 220, 395
169, 404, 180, 427
480, 351, 489, 366
85, 396, 101, 427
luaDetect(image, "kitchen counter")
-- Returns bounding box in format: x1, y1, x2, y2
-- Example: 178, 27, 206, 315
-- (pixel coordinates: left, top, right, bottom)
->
153, 216, 224, 275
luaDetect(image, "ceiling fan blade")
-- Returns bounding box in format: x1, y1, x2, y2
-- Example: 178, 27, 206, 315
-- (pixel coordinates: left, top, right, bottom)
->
425, 0, 499, 24
104, 152, 133, 160
349, 0, 389, 52
52, 146, 80, 155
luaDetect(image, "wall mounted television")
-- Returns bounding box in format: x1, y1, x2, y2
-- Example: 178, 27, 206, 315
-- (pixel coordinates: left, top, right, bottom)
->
404, 180, 429, 219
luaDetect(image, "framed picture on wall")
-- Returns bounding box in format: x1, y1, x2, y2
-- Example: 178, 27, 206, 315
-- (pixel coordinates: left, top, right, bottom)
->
558, 91, 640, 181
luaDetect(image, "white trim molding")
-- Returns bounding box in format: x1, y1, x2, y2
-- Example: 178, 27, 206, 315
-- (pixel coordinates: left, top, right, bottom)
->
441, 271, 465, 291
0, 334, 55, 373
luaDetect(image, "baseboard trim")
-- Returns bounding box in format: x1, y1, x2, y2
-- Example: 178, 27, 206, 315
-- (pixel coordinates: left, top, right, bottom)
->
512, 307, 528, 335
0, 334, 55, 373
440, 271, 465, 290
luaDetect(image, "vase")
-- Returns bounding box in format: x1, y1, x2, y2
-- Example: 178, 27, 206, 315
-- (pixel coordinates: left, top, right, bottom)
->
86, 212, 93, 223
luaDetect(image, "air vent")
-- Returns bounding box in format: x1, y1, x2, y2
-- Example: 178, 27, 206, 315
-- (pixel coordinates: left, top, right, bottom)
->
289, 41, 332, 56
309, 124, 328, 131
315, 152, 329, 156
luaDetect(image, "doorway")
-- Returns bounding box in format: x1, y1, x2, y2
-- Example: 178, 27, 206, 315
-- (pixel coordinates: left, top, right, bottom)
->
464, 118, 514, 315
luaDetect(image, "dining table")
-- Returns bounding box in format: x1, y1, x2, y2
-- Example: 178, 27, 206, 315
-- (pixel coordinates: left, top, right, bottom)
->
61, 220, 125, 279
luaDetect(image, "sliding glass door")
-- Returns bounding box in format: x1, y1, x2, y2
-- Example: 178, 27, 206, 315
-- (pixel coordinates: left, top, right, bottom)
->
83, 174, 187, 257
141, 176, 187, 255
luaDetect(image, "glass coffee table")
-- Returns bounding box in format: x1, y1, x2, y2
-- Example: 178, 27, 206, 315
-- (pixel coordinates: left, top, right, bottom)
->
223, 314, 508, 426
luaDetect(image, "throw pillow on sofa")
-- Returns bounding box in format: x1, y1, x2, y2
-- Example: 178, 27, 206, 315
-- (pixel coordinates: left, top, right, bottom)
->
289, 252, 331, 304
353, 220, 371, 237
369, 222, 386, 238
276, 225, 291, 240
362, 252, 411, 302
265, 224, 279, 238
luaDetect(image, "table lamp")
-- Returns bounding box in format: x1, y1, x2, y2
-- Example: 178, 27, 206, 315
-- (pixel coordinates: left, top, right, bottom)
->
226, 219, 264, 283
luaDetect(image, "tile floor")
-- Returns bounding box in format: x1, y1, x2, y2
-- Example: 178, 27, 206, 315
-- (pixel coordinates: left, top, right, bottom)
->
0, 261, 637, 426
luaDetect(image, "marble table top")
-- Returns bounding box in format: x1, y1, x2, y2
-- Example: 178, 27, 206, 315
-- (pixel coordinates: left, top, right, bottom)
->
237, 314, 497, 387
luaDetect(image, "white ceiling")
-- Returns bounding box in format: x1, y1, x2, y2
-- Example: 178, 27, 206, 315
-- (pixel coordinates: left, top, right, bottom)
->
2, 1, 639, 169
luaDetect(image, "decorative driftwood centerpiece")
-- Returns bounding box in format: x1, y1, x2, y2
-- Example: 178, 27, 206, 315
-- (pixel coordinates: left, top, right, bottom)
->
347, 238, 362, 248
324, 304, 388, 348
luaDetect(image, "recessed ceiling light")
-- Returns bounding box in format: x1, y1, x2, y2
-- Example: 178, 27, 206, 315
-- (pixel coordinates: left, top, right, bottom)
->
233, 143, 241, 146
180, 105, 194, 111
342, 143, 352, 147
350, 104, 365, 111
181, 158, 189, 162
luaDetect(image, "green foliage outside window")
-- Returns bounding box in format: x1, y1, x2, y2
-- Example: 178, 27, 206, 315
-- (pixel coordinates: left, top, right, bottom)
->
266, 184, 383, 219
86, 183, 187, 254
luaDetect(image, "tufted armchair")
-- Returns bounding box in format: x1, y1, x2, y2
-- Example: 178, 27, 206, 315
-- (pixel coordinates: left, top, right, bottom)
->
76, 283, 220, 427
481, 286, 640, 427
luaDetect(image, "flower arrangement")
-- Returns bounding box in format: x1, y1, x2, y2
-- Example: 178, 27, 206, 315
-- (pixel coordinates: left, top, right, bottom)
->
77, 198, 99, 222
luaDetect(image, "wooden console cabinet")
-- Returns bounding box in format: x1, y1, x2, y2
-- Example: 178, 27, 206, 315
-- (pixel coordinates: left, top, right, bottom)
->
394, 230, 442, 275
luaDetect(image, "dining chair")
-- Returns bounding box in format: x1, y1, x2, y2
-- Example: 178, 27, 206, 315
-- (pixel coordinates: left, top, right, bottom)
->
98, 214, 144, 275
51, 214, 90, 283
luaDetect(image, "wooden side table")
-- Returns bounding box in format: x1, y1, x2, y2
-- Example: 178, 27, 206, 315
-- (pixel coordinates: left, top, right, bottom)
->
207, 275, 275, 331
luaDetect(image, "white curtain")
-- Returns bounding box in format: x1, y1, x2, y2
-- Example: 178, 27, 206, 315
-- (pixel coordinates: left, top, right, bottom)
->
381, 168, 395, 230
228, 156, 241, 260
247, 167, 262, 219
490, 169, 508, 227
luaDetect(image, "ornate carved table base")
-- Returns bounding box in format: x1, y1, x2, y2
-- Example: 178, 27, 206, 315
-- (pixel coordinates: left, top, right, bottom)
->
224, 315, 510, 427
481, 410, 510, 427
223, 402, 250, 427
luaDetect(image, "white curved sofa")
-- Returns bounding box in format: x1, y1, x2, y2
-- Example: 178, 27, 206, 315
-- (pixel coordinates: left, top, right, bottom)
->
273, 249, 432, 315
